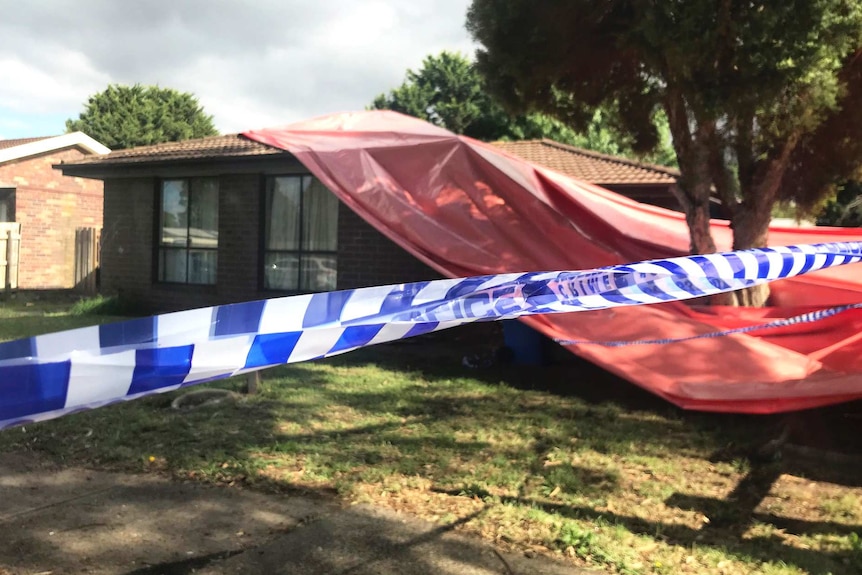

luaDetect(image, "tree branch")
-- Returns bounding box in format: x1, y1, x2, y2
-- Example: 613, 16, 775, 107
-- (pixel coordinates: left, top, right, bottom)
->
707, 123, 739, 220
733, 130, 803, 249
754, 131, 802, 212
664, 83, 693, 164
734, 112, 755, 196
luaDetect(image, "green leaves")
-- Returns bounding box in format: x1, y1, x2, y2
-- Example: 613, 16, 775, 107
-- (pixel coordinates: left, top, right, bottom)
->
468, 0, 862, 257
372, 50, 676, 164
66, 84, 218, 150
371, 51, 506, 138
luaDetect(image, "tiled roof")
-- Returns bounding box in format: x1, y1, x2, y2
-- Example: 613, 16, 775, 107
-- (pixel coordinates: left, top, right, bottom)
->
0, 136, 53, 150
60, 134, 286, 166
59, 133, 679, 188
492, 139, 679, 185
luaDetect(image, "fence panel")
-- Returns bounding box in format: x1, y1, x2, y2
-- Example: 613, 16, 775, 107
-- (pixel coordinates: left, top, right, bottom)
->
0, 222, 21, 290
75, 227, 101, 293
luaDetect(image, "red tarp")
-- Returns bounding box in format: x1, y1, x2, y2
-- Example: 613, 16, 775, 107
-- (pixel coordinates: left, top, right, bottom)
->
245, 111, 862, 414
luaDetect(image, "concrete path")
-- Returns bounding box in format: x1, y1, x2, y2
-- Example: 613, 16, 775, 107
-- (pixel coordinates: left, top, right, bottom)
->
0, 453, 581, 575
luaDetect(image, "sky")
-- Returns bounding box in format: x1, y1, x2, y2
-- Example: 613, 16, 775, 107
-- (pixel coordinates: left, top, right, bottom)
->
0, 0, 476, 140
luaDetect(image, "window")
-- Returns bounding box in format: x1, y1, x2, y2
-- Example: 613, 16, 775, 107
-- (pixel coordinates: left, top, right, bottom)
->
158, 178, 218, 284
0, 189, 14, 222
264, 175, 338, 292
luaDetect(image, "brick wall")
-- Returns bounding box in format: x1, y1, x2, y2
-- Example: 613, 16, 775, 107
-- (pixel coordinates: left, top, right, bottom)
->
0, 147, 103, 288
100, 178, 155, 305
336, 203, 440, 289
216, 174, 262, 302
102, 172, 439, 312
102, 175, 259, 312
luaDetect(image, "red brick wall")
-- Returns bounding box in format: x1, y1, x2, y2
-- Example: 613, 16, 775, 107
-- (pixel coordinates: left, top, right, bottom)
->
102, 173, 439, 312
0, 147, 103, 288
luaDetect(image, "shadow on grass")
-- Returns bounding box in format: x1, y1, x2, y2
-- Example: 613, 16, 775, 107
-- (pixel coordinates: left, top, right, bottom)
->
320, 332, 862, 574
343, 328, 862, 462
2, 324, 861, 574
0, 456, 531, 575
433, 477, 862, 575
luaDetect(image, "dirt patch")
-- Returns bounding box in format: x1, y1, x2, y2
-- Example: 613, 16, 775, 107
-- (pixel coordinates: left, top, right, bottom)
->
0, 452, 329, 575
0, 452, 581, 575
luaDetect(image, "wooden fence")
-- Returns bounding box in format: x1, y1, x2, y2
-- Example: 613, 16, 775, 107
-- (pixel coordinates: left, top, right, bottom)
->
0, 222, 21, 290
75, 227, 101, 293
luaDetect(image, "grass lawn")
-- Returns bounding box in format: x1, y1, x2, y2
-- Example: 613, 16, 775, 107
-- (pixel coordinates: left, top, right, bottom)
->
1, 296, 861, 574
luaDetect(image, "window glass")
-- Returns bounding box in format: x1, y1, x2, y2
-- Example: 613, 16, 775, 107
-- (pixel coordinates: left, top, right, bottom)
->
301, 254, 337, 291
159, 248, 187, 283
266, 177, 301, 251
302, 176, 339, 251
189, 179, 219, 248
264, 253, 299, 291
0, 189, 15, 223
161, 180, 188, 246
158, 178, 218, 285
264, 175, 338, 292
188, 250, 217, 284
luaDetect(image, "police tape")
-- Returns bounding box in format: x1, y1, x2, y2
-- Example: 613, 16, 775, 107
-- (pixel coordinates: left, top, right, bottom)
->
1, 241, 860, 429
555, 302, 862, 347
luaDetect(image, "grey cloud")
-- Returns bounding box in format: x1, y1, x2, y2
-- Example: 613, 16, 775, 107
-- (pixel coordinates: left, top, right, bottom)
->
0, 0, 475, 131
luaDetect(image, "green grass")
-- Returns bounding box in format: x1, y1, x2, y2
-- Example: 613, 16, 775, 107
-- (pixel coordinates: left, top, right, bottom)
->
67, 294, 127, 316
0, 295, 127, 339
820, 494, 861, 521
1, 299, 861, 574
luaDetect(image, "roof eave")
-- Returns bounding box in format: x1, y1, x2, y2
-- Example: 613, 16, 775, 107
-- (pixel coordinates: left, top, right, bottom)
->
56, 152, 296, 180
0, 132, 110, 165
596, 181, 677, 187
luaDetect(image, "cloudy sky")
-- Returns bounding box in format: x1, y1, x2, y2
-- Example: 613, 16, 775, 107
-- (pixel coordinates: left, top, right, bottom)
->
0, 0, 476, 139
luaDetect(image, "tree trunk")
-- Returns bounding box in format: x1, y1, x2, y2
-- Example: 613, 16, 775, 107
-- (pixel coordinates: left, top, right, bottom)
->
675, 182, 738, 306
684, 190, 717, 254
727, 134, 800, 307
731, 283, 770, 307
728, 186, 774, 307
731, 208, 771, 250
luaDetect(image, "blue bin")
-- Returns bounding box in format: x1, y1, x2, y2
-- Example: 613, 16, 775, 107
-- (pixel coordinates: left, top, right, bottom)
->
501, 320, 546, 365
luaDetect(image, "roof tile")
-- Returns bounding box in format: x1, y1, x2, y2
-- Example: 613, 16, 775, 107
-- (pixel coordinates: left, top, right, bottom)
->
60, 134, 285, 166
0, 136, 54, 150
492, 139, 679, 185
59, 133, 679, 188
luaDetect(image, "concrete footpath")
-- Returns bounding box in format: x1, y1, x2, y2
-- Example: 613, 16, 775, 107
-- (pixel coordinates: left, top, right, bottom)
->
0, 453, 582, 575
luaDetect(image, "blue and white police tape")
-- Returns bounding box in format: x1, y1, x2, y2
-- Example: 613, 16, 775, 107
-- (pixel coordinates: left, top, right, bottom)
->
1, 241, 861, 429
556, 302, 862, 347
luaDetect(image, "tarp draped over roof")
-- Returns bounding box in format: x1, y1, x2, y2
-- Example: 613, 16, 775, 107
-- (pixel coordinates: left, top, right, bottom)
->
245, 111, 862, 414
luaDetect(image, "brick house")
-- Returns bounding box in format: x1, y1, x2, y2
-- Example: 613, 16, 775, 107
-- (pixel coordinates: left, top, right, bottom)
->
0, 133, 110, 289
57, 134, 683, 312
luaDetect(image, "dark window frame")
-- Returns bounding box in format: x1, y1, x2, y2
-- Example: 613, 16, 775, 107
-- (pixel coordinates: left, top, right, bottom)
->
0, 188, 15, 223
154, 177, 219, 286
261, 174, 338, 294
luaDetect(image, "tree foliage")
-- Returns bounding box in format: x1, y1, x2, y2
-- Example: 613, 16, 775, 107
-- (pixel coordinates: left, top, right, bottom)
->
371, 51, 675, 164
66, 84, 218, 150
467, 1, 862, 304
817, 181, 862, 226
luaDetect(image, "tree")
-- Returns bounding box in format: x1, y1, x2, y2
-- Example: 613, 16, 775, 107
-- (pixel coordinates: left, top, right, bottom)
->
66, 84, 218, 150
817, 181, 862, 226
467, 1, 862, 305
371, 51, 676, 164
